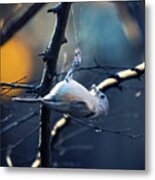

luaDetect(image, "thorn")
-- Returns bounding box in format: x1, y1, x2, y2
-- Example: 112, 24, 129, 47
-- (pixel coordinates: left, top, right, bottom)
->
47, 8, 57, 14
47, 3, 62, 14
62, 37, 68, 44
38, 52, 45, 57
39, 48, 53, 62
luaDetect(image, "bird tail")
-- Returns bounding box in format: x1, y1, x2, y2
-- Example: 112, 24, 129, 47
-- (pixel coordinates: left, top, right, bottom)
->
12, 97, 42, 103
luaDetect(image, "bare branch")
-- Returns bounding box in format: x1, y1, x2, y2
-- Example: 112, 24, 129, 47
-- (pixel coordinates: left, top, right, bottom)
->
53, 126, 89, 148
38, 3, 72, 96
1, 3, 46, 46
0, 82, 35, 90
51, 115, 69, 137
0, 76, 35, 96
37, 2, 72, 167
72, 117, 144, 139
56, 60, 131, 78
97, 62, 145, 92
1, 111, 38, 135
52, 115, 143, 140
1, 114, 13, 123
31, 152, 41, 168
5, 125, 39, 167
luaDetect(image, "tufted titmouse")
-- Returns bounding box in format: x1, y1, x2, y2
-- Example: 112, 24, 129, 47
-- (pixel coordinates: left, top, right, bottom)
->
13, 49, 109, 120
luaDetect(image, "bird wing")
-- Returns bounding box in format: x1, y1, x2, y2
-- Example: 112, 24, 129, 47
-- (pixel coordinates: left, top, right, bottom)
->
69, 101, 95, 118
42, 99, 95, 118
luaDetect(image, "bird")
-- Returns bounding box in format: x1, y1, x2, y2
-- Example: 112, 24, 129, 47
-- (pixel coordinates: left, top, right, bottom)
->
13, 49, 109, 120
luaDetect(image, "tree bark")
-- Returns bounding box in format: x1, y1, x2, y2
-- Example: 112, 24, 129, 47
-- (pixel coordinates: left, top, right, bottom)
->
39, 2, 71, 167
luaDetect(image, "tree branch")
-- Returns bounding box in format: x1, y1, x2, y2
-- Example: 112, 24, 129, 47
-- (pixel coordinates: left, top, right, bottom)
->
1, 110, 38, 135
0, 76, 36, 96
38, 3, 72, 96
51, 115, 69, 137
55, 65, 129, 80
5, 125, 39, 167
0, 3, 46, 46
97, 62, 145, 92
0, 82, 35, 90
72, 117, 143, 139
37, 3, 71, 167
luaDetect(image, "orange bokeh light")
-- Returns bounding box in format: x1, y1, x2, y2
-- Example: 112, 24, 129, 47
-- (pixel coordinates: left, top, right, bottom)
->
1, 37, 33, 96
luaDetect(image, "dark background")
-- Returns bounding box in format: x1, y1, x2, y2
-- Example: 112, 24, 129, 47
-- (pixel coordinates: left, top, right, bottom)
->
0, 1, 145, 169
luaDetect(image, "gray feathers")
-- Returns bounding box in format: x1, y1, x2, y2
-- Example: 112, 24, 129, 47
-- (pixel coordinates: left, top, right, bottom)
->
12, 79, 109, 120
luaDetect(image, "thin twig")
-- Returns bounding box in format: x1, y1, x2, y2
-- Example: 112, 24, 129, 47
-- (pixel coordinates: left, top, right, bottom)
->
1, 114, 13, 123
0, 76, 29, 96
5, 125, 39, 167
72, 117, 144, 139
1, 110, 38, 134
53, 126, 89, 148
55, 62, 131, 78
0, 82, 35, 90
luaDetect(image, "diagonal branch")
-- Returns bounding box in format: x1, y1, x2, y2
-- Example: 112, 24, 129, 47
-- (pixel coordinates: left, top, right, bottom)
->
0, 3, 46, 46
5, 125, 39, 167
97, 62, 145, 92
1, 110, 38, 135
72, 117, 144, 139
0, 82, 35, 90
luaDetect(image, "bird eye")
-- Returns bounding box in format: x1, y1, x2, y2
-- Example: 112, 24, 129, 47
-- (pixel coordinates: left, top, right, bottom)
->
100, 94, 105, 99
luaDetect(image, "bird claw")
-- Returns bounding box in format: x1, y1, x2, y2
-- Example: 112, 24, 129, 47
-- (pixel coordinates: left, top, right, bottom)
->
90, 84, 97, 92
90, 84, 100, 95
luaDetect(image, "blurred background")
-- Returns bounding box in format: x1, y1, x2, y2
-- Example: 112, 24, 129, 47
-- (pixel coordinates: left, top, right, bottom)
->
0, 1, 145, 169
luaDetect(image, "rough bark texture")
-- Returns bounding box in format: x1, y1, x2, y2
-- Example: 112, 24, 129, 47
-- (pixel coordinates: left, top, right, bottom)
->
38, 3, 71, 167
